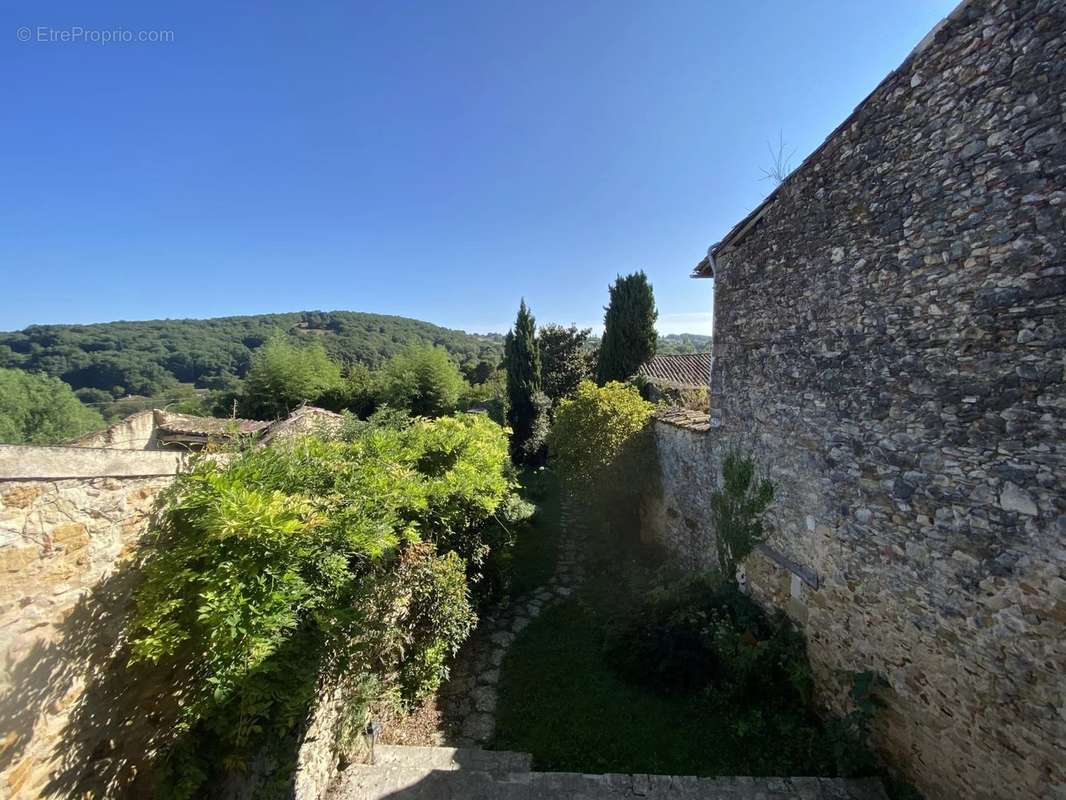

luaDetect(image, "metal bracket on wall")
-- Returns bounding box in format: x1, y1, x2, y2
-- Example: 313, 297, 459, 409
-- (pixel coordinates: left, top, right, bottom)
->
754, 543, 820, 589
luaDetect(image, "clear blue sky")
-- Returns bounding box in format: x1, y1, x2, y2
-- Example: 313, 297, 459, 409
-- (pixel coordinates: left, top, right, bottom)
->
1, 1, 956, 335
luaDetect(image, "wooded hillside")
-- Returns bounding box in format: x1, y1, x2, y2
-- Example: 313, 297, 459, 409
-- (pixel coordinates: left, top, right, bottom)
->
0, 311, 505, 399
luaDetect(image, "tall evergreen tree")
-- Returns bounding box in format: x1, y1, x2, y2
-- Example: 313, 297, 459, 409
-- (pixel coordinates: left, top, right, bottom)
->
504, 300, 542, 461
539, 323, 592, 405
596, 271, 658, 384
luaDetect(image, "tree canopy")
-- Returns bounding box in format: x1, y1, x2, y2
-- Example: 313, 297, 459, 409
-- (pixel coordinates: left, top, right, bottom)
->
0, 368, 105, 444
596, 272, 658, 384
539, 323, 592, 405
377, 344, 465, 417
0, 310, 504, 400
504, 300, 543, 462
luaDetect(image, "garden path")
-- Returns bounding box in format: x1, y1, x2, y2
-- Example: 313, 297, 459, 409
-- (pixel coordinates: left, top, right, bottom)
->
438, 497, 586, 746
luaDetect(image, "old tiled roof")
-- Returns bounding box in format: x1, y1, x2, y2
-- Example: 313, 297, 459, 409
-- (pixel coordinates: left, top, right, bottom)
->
156, 412, 269, 437
654, 408, 712, 432
637, 353, 711, 389
258, 405, 345, 444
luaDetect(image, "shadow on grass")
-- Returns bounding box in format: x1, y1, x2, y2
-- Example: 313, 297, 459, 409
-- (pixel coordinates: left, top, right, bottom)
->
508, 468, 562, 599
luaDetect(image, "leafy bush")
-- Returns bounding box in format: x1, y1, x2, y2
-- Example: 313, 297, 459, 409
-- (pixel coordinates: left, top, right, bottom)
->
519, 390, 551, 464
822, 671, 890, 778
547, 380, 653, 489
0, 367, 105, 443
475, 491, 539, 605
605, 573, 893, 780
548, 380, 655, 545
128, 412, 513, 797
459, 367, 508, 423
605, 575, 810, 704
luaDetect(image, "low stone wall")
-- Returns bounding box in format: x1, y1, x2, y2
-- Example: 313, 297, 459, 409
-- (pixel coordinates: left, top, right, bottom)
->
0, 446, 187, 798
641, 411, 717, 570
0, 443, 187, 480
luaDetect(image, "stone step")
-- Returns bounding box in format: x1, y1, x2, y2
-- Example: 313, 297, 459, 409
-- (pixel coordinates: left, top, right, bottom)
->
330, 765, 530, 800
330, 762, 887, 800
371, 745, 532, 774
529, 772, 888, 799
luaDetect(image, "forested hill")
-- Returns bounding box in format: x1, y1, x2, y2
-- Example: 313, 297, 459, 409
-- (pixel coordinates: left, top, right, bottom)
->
0, 311, 505, 399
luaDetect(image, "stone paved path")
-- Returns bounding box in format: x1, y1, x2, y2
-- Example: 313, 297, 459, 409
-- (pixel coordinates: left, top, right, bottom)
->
438, 497, 586, 746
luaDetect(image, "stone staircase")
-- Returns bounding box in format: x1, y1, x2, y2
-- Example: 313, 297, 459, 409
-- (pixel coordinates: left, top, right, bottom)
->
327, 745, 889, 800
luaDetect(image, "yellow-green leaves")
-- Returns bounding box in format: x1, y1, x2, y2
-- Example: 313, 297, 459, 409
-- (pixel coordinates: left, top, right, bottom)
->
126, 410, 515, 797
548, 380, 654, 488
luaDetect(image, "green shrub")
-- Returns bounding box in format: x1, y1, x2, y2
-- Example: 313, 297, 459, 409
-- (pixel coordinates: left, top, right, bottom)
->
548, 380, 655, 545
547, 380, 653, 489
605, 575, 810, 705
239, 332, 344, 419
604, 573, 895, 780
377, 344, 465, 417
475, 492, 539, 605
128, 412, 514, 797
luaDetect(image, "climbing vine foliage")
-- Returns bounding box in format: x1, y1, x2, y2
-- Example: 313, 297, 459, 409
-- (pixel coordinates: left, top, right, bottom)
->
128, 412, 513, 798
710, 450, 775, 583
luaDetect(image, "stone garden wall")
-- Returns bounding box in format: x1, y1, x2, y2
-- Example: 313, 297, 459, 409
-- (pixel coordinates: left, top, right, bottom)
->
0, 446, 183, 798
641, 410, 716, 570
653, 1, 1066, 798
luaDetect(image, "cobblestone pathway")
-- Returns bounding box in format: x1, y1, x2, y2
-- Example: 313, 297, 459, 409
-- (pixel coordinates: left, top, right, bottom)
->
439, 497, 586, 746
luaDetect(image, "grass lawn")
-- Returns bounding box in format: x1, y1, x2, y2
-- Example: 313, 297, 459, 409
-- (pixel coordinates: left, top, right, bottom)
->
508, 469, 562, 598
491, 513, 886, 782
493, 598, 758, 776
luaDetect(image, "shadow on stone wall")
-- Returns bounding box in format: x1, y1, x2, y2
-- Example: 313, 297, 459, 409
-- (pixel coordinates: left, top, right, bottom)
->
0, 551, 185, 798
0, 548, 327, 799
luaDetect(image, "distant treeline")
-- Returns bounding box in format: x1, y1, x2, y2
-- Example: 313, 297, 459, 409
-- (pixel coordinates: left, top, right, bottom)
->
640, 333, 712, 354
0, 311, 506, 400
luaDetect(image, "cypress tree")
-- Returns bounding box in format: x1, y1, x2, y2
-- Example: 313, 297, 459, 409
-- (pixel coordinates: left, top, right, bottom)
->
596, 271, 658, 384
504, 299, 542, 461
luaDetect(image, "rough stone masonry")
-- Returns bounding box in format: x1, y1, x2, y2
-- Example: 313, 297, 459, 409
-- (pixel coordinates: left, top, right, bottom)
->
0, 447, 183, 799
654, 1, 1066, 798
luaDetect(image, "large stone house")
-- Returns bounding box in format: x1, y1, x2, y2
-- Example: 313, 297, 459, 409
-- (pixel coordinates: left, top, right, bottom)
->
649, 1, 1065, 798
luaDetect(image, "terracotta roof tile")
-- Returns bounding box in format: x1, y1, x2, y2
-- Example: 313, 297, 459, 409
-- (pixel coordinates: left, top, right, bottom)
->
157, 412, 269, 436
654, 408, 712, 432
637, 353, 711, 389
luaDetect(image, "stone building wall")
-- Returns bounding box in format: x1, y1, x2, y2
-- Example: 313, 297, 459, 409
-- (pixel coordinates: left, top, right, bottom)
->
660, 2, 1065, 798
71, 409, 160, 450
0, 447, 184, 798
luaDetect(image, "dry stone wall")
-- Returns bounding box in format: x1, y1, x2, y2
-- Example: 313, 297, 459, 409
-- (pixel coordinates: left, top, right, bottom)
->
654, 2, 1066, 798
641, 411, 717, 569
